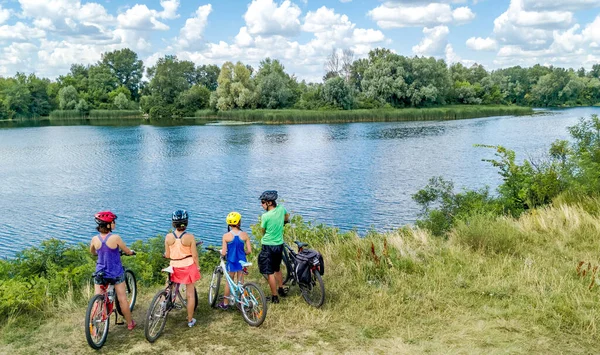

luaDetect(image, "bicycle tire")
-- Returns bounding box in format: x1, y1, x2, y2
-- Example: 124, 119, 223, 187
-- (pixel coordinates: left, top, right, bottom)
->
178, 285, 198, 312
208, 266, 222, 308
144, 290, 169, 343
116, 270, 137, 316
300, 269, 325, 308
85, 294, 110, 350
240, 282, 267, 327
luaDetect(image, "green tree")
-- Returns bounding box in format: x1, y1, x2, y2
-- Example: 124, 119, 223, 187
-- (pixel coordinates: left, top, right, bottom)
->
58, 85, 78, 110
175, 85, 211, 116
146, 55, 195, 105
322, 76, 353, 110
254, 58, 297, 109
101, 48, 144, 100
113, 93, 130, 110
195, 64, 220, 91
214, 61, 255, 111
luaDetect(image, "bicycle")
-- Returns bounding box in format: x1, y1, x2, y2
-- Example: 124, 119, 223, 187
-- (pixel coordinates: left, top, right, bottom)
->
280, 241, 325, 308
144, 257, 199, 343
84, 252, 137, 350
206, 247, 267, 327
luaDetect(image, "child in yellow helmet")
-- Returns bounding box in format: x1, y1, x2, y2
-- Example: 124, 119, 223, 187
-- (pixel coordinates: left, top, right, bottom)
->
219, 212, 252, 310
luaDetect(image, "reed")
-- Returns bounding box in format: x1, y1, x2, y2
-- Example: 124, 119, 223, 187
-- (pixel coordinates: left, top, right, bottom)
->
195, 106, 533, 124
49, 110, 143, 120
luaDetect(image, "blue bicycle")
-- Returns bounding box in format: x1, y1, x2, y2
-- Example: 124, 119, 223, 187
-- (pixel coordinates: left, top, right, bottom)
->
206, 247, 267, 327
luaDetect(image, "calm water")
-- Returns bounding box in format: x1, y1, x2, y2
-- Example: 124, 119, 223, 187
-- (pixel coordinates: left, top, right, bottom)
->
0, 107, 597, 257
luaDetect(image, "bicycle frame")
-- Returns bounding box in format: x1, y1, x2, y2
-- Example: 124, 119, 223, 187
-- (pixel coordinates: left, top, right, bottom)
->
209, 249, 256, 308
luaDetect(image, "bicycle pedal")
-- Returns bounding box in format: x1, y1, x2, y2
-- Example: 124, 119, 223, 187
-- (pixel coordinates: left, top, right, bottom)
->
116, 320, 125, 325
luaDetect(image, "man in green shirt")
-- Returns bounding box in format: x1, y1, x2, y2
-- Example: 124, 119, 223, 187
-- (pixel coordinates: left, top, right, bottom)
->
258, 190, 290, 303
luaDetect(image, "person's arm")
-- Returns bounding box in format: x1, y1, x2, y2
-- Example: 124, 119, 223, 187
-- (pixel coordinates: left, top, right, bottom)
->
189, 234, 199, 267
115, 235, 134, 255
243, 232, 252, 255
164, 234, 171, 259
221, 234, 228, 257
284, 213, 290, 224
90, 238, 98, 256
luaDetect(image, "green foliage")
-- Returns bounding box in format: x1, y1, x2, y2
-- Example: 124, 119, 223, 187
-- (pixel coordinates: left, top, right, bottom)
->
58, 85, 78, 110
101, 48, 144, 100
175, 85, 211, 117
323, 76, 354, 110
413, 177, 500, 236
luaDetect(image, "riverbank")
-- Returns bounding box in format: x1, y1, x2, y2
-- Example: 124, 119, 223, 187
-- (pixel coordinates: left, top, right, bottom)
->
195, 105, 534, 124
1, 203, 600, 354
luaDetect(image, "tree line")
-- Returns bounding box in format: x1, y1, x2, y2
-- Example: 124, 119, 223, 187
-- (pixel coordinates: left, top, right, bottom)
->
1, 47, 600, 120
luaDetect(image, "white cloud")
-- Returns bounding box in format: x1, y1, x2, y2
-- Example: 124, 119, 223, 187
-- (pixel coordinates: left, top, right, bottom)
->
176, 4, 212, 49
368, 3, 475, 28
117, 4, 169, 31
412, 25, 449, 56
235, 27, 254, 47
244, 0, 302, 36
466, 36, 498, 51
158, 0, 180, 19
0, 6, 10, 25
0, 22, 45, 41
452, 7, 475, 24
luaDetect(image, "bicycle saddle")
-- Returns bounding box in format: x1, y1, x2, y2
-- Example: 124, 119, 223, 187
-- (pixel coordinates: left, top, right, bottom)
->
240, 261, 252, 267
294, 241, 309, 248
161, 265, 174, 274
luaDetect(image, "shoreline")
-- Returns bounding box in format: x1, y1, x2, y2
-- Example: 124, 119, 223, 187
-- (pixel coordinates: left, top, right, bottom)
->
1, 105, 535, 127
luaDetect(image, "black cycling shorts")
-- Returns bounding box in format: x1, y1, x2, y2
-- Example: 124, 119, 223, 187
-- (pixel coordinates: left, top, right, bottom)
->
258, 244, 284, 275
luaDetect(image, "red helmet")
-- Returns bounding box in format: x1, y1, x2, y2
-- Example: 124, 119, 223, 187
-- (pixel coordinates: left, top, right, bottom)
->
95, 211, 117, 225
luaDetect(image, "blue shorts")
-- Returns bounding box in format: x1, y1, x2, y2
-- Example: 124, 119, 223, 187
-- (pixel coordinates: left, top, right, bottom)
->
94, 272, 126, 285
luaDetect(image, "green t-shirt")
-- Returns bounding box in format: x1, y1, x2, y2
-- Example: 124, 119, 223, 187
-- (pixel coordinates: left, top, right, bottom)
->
260, 205, 287, 246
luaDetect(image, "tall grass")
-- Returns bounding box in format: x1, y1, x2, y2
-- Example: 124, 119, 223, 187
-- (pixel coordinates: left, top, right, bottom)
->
49, 110, 143, 120
195, 106, 533, 124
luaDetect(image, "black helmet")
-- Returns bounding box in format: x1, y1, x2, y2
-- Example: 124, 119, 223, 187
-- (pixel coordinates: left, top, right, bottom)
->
259, 190, 278, 201
172, 209, 188, 225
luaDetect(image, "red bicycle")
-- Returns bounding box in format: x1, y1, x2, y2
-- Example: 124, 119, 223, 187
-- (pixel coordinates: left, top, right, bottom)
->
85, 253, 137, 350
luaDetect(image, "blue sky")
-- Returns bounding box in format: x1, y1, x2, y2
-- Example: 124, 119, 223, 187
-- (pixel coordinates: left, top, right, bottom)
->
0, 0, 599, 82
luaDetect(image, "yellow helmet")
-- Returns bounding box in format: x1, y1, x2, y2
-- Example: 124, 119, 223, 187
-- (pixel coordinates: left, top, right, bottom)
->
226, 212, 242, 226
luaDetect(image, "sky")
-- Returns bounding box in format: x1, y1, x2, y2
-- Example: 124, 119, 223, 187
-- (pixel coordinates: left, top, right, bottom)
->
0, 0, 599, 82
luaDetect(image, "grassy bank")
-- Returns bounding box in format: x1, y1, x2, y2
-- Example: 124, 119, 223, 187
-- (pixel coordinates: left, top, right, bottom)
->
1, 204, 600, 354
195, 105, 534, 124
49, 110, 144, 120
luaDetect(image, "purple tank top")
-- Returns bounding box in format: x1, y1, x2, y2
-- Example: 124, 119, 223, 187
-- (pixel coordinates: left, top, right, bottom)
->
95, 233, 124, 279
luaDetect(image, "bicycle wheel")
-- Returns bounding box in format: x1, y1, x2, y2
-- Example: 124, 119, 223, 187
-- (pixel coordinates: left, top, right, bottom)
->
240, 282, 267, 327
116, 270, 137, 316
85, 294, 110, 350
144, 290, 169, 343
178, 285, 198, 312
300, 270, 325, 308
125, 270, 137, 311
208, 266, 222, 308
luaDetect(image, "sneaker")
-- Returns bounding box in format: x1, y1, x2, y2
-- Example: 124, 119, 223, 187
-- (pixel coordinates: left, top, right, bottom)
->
127, 320, 137, 331
217, 303, 229, 310
271, 295, 280, 304
187, 318, 197, 328
278, 287, 288, 297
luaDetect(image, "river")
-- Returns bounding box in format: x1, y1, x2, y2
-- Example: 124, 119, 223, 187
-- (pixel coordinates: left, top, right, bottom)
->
0, 107, 597, 257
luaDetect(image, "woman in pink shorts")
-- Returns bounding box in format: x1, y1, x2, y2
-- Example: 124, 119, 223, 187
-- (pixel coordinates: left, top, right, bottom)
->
164, 209, 201, 327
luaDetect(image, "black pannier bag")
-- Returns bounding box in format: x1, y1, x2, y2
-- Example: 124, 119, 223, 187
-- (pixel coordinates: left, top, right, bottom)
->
295, 249, 324, 285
